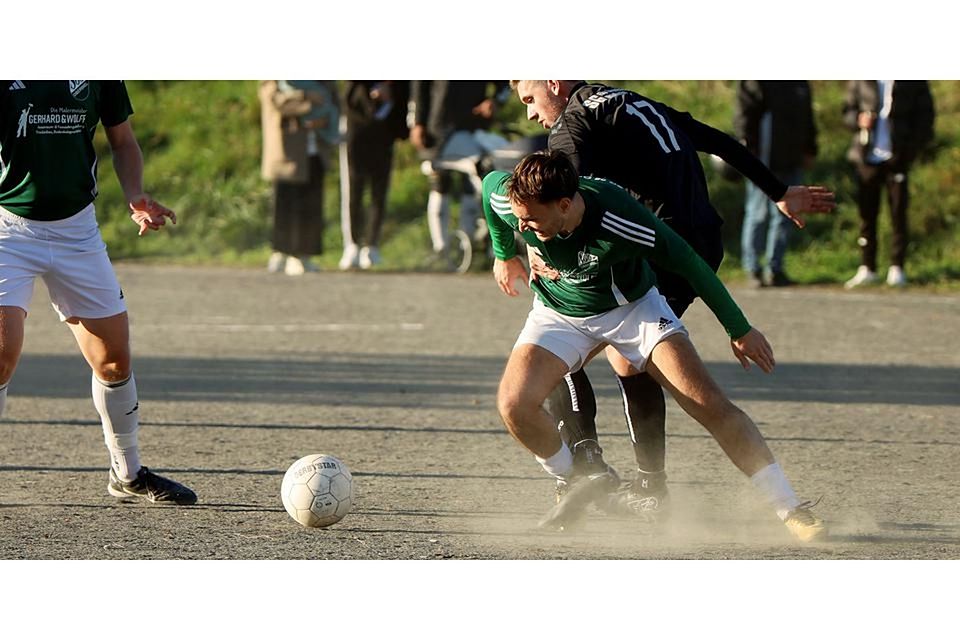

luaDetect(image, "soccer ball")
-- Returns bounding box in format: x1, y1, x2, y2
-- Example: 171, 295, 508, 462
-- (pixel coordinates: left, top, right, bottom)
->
280, 454, 354, 528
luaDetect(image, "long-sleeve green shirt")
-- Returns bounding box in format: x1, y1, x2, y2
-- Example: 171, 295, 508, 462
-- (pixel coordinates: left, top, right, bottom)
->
482, 171, 751, 339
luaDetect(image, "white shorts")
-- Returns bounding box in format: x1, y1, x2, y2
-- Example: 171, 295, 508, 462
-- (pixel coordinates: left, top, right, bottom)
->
0, 203, 127, 321
514, 287, 688, 373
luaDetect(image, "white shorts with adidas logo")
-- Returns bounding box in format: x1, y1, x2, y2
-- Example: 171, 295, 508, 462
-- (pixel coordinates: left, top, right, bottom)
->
0, 203, 127, 321
514, 287, 687, 373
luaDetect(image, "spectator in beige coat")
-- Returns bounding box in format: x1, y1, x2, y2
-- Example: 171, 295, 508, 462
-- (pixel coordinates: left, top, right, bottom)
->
259, 80, 339, 275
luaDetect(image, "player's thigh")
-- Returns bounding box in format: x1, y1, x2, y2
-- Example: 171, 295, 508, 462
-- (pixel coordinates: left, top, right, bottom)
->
499, 343, 572, 414
65, 312, 131, 380
0, 212, 46, 379
599, 287, 687, 374
604, 345, 639, 376
41, 205, 126, 323
506, 301, 599, 410
645, 333, 730, 421
0, 306, 28, 382
514, 300, 598, 374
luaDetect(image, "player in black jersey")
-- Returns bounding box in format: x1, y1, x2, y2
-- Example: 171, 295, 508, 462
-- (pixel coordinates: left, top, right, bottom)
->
504, 81, 835, 519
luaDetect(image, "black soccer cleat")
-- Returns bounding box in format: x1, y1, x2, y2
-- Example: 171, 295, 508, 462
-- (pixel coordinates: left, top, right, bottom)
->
539, 467, 621, 532
108, 467, 198, 505
604, 469, 670, 522
554, 439, 620, 504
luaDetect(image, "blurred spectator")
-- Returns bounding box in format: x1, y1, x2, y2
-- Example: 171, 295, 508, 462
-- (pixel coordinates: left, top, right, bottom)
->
735, 81, 818, 287
259, 81, 339, 275
843, 81, 934, 289
409, 80, 511, 269
338, 81, 410, 270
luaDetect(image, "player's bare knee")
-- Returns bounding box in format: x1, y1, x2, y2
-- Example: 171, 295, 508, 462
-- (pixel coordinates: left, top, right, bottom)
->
496, 386, 521, 425
496, 386, 535, 432
94, 358, 132, 383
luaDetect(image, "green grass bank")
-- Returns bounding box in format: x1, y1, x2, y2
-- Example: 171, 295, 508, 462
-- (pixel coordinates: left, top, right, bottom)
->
93, 80, 960, 289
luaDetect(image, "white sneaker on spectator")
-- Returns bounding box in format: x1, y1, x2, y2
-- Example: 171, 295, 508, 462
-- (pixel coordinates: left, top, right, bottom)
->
284, 255, 318, 276
844, 265, 878, 289
359, 246, 380, 270
339, 243, 360, 271
886, 265, 906, 287
267, 251, 286, 273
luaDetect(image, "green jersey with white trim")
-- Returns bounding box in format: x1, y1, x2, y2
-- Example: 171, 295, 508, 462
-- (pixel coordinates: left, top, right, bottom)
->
0, 80, 133, 220
482, 170, 750, 338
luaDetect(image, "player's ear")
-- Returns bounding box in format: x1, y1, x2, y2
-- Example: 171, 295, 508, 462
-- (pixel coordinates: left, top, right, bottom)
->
547, 81, 561, 96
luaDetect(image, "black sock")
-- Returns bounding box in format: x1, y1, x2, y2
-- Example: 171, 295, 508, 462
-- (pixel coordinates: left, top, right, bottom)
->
547, 368, 598, 446
616, 372, 665, 473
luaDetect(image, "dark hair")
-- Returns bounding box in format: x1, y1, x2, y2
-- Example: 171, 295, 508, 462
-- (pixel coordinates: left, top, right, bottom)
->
507, 150, 579, 205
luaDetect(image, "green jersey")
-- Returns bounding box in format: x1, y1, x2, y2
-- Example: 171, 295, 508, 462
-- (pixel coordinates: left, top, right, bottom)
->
0, 81, 133, 220
482, 171, 751, 339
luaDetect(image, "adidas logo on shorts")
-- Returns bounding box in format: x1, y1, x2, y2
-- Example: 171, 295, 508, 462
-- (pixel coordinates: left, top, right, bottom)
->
657, 317, 673, 331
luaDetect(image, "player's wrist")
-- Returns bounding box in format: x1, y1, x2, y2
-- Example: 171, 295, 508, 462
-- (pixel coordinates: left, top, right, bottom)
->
127, 193, 150, 208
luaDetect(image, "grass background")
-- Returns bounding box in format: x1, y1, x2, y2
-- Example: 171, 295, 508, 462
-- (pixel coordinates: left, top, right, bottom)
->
92, 81, 960, 288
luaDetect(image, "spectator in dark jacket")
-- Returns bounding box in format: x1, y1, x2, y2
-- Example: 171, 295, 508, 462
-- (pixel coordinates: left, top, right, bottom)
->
338, 81, 410, 270
734, 81, 818, 287
842, 81, 934, 288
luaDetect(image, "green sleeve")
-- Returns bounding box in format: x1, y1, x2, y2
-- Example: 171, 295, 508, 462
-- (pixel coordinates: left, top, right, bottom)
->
607, 189, 751, 339
482, 171, 518, 261
654, 223, 751, 339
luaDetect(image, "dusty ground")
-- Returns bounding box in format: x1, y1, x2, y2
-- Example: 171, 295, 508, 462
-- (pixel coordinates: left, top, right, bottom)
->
1, 264, 958, 560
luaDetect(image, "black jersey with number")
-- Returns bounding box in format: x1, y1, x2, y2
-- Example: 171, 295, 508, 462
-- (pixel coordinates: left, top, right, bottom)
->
549, 82, 788, 253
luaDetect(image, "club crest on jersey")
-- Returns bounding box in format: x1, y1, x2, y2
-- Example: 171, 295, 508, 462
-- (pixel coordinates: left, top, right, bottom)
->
69, 81, 89, 100
577, 250, 599, 271
557, 250, 599, 283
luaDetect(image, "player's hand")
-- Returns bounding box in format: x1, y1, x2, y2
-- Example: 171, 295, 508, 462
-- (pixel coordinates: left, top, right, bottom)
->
527, 245, 560, 282
493, 256, 529, 297
472, 98, 496, 119
776, 185, 836, 229
731, 327, 775, 373
129, 195, 177, 236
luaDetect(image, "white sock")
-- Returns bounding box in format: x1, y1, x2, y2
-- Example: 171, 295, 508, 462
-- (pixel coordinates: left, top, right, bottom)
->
750, 462, 801, 520
0, 383, 7, 418
535, 441, 574, 479
426, 191, 450, 253
92, 374, 142, 482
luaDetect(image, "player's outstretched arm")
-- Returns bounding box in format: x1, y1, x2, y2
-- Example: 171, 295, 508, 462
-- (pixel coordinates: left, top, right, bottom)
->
731, 327, 775, 373
105, 120, 178, 236
493, 257, 529, 297
776, 185, 836, 230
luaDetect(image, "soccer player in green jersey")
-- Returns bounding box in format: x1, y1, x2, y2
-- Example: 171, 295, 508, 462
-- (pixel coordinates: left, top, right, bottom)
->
482, 151, 823, 541
0, 81, 195, 504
